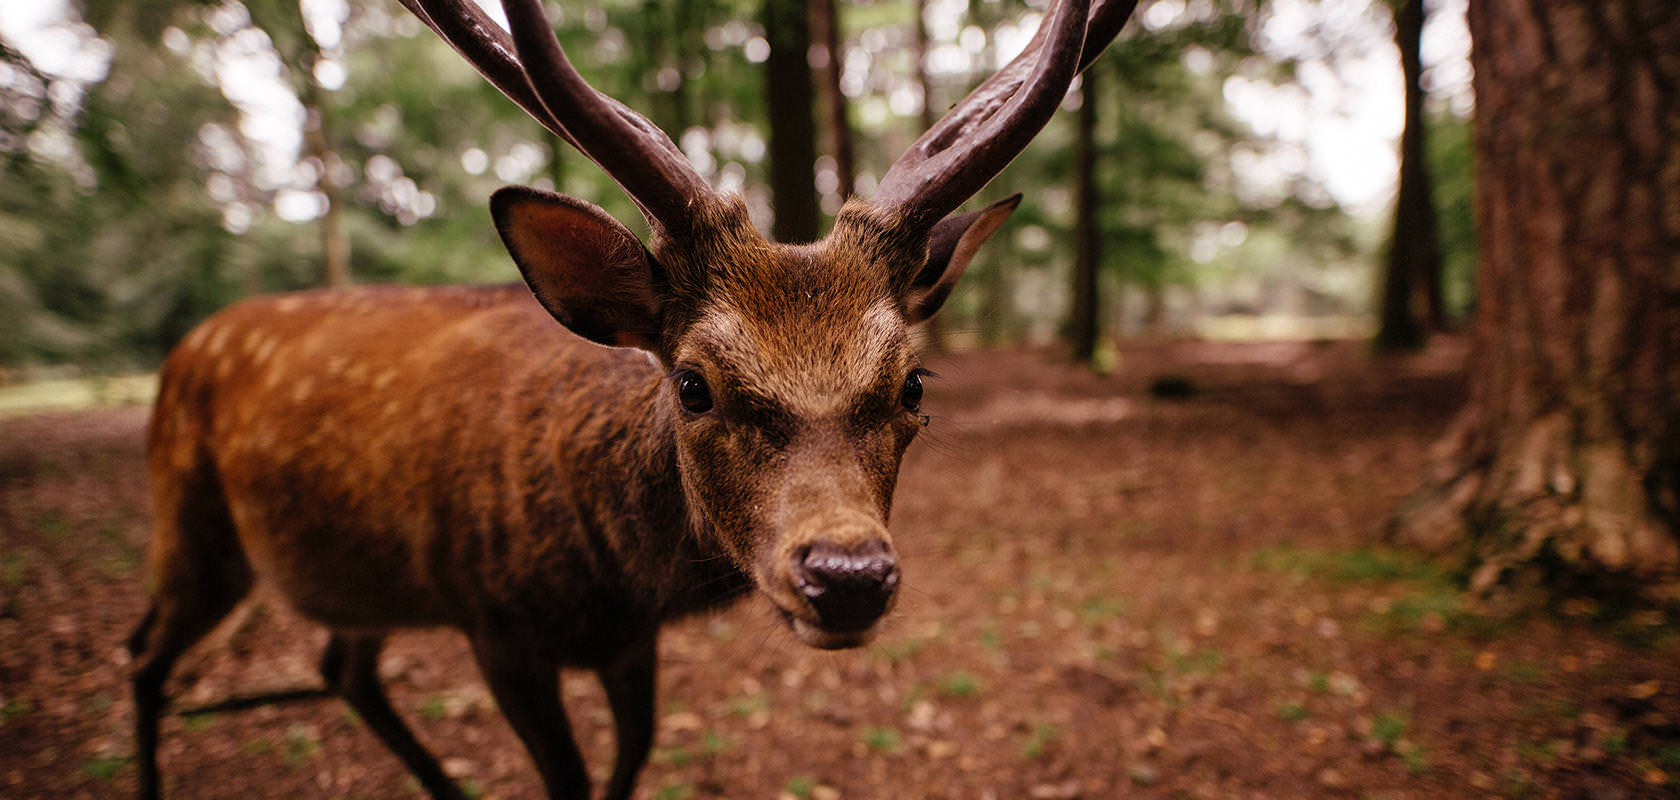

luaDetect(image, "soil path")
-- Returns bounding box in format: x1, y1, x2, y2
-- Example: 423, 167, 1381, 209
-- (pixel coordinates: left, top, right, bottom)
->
3, 342, 1677, 799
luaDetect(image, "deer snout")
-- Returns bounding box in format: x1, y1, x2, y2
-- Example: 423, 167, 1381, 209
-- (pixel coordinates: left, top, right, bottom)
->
792, 540, 899, 642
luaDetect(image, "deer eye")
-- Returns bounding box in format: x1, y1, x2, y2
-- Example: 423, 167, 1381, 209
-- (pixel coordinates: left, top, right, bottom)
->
900, 370, 926, 411
675, 370, 713, 414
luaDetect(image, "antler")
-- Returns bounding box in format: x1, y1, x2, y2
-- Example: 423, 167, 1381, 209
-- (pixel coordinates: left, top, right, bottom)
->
872, 0, 1139, 228
397, 0, 713, 233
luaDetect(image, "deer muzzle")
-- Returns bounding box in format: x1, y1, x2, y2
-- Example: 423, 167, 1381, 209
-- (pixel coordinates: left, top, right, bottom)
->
778, 537, 900, 650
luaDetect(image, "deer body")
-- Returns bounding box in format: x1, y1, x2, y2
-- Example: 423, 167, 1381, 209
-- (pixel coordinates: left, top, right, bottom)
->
150, 284, 744, 643
132, 0, 1138, 797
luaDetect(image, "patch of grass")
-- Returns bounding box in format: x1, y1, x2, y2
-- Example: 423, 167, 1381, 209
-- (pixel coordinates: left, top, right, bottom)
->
1021, 724, 1059, 760
937, 671, 982, 698
34, 512, 73, 540
660, 747, 694, 767
1, 696, 32, 722
282, 725, 320, 766
1656, 745, 1680, 772
784, 775, 817, 799
862, 725, 900, 753
700, 729, 729, 756
728, 692, 769, 718
1276, 701, 1310, 723
241, 738, 274, 757
1601, 730, 1629, 756
82, 755, 129, 781
1503, 661, 1546, 683
181, 712, 217, 732
1166, 648, 1224, 676
979, 622, 1003, 652
1, 551, 28, 587
1080, 596, 1128, 625
652, 781, 694, 800
1251, 545, 1446, 584
417, 695, 448, 720
1398, 742, 1429, 774
1305, 671, 1330, 693
1371, 713, 1408, 747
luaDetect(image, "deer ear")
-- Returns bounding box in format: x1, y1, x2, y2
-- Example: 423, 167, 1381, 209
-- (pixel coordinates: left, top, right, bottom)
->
902, 193, 1021, 324
491, 186, 665, 350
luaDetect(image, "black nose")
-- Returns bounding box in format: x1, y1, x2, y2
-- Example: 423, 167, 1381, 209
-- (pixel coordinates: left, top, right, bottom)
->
795, 541, 900, 631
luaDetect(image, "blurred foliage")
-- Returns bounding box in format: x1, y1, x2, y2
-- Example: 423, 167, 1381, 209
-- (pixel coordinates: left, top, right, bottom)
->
0, 0, 1466, 372
1427, 110, 1475, 320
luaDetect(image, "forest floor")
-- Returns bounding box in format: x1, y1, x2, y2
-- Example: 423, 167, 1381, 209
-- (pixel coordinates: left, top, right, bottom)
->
5, 339, 1680, 800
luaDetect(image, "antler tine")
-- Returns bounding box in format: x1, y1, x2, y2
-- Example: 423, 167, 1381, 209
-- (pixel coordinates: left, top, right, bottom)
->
400, 0, 713, 231
497, 0, 713, 232
873, 0, 1139, 228
398, 0, 578, 148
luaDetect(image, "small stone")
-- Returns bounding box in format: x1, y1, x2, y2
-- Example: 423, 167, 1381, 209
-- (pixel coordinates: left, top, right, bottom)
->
1028, 780, 1081, 799
1128, 762, 1159, 786
442, 758, 473, 778
811, 785, 841, 800
664, 711, 702, 732
1317, 767, 1347, 789
926, 740, 957, 759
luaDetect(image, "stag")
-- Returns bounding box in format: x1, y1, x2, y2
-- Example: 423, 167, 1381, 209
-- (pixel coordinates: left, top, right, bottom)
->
129, 0, 1137, 797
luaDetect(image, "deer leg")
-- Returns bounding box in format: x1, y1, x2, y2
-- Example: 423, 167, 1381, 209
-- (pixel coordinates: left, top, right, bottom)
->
132, 460, 254, 800
598, 640, 658, 800
470, 637, 590, 800
130, 574, 252, 800
320, 633, 467, 800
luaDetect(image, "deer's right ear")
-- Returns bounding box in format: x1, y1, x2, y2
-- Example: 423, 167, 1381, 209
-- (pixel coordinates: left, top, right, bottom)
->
491, 186, 665, 351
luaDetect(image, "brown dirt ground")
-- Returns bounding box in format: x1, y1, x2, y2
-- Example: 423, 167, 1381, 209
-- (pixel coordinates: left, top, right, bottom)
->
4, 340, 1679, 800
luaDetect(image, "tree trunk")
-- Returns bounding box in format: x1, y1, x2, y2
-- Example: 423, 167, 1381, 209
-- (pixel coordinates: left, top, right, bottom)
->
302, 96, 350, 289
1374, 0, 1443, 350
762, 0, 819, 243
811, 0, 853, 199
1389, 0, 1680, 602
911, 0, 949, 351
1069, 69, 1100, 363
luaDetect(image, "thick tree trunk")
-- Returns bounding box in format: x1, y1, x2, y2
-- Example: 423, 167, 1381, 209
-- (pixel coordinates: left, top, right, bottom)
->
1374, 0, 1443, 350
1390, 1, 1680, 601
1069, 69, 1100, 363
763, 0, 819, 243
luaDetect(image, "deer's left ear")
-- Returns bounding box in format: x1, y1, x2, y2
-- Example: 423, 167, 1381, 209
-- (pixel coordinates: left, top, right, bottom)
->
902, 193, 1020, 324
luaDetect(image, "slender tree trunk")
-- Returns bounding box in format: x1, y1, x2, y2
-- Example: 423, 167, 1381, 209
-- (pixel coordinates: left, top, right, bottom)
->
302, 96, 350, 288
1070, 69, 1100, 363
762, 0, 819, 243
1389, 0, 1680, 601
811, 0, 853, 199
911, 0, 950, 350
1374, 0, 1443, 350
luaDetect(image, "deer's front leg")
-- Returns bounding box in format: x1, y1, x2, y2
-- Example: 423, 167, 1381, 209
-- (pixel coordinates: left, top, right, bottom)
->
470, 636, 590, 799
598, 638, 658, 800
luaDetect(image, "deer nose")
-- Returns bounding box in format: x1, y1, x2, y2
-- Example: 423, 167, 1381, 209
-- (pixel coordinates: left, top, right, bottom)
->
795, 541, 900, 631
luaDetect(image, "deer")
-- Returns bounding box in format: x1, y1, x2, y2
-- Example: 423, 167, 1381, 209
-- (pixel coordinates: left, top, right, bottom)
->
128, 0, 1137, 797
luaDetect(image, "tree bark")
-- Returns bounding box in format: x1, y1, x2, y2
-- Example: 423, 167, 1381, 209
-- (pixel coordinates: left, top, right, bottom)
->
1069, 69, 1100, 363
762, 0, 819, 243
911, 0, 949, 351
1374, 0, 1443, 350
811, 0, 853, 199
1390, 0, 1680, 601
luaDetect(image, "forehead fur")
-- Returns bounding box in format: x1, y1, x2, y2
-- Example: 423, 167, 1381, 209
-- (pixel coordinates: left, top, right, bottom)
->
679, 254, 910, 415
654, 197, 930, 413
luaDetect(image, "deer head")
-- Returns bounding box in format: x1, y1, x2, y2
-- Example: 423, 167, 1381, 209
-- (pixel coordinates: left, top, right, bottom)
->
398, 0, 1137, 648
